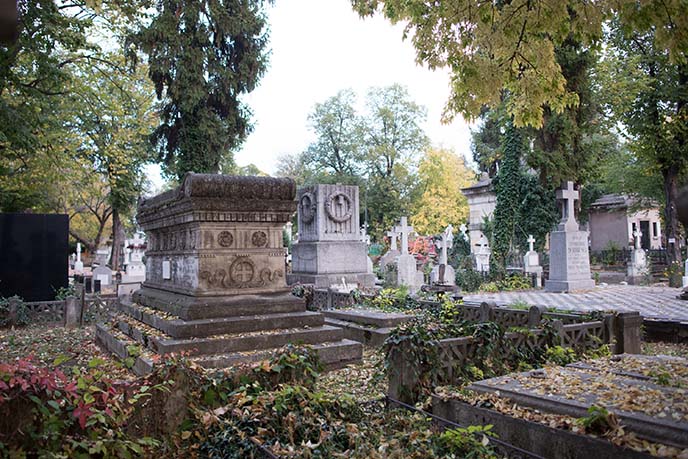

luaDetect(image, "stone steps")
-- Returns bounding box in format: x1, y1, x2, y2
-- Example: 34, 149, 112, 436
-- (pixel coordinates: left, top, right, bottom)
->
117, 300, 324, 339
191, 339, 362, 371
114, 316, 344, 356
96, 320, 362, 375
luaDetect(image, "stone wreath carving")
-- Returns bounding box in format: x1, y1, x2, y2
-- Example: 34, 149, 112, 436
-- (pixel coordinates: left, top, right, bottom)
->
325, 192, 353, 223
217, 231, 234, 247
251, 231, 268, 247
200, 261, 282, 289
229, 257, 255, 287
299, 192, 317, 224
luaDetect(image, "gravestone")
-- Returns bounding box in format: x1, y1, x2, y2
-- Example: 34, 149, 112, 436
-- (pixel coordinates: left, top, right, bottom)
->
287, 184, 375, 289
92, 265, 113, 286
123, 232, 146, 283
430, 225, 456, 286
0, 213, 68, 301
97, 174, 361, 371
74, 242, 84, 272
379, 229, 400, 272
93, 246, 110, 266
394, 217, 424, 293
475, 235, 491, 273
627, 230, 649, 285
523, 234, 543, 288
545, 181, 595, 292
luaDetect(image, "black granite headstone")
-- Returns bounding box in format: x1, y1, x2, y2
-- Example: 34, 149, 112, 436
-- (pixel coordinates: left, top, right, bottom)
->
84, 277, 92, 293
0, 213, 69, 301
93, 279, 101, 293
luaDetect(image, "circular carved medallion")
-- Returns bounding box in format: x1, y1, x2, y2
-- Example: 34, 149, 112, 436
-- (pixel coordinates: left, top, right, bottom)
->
251, 231, 268, 247
229, 258, 255, 286
325, 192, 353, 223
218, 231, 234, 247
299, 192, 317, 224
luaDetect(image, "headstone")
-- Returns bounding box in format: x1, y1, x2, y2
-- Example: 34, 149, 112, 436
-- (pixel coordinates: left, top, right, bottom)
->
84, 277, 93, 294
545, 181, 595, 292
74, 242, 84, 272
475, 235, 491, 273
93, 279, 101, 293
683, 259, 688, 289
379, 229, 401, 272
523, 234, 543, 288
97, 173, 361, 370
394, 217, 424, 293
93, 246, 110, 266
123, 232, 146, 283
431, 225, 456, 285
627, 230, 649, 285
0, 213, 69, 301
287, 184, 375, 289
92, 265, 113, 286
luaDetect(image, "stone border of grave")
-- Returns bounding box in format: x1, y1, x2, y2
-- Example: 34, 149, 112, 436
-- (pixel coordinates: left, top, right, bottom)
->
387, 305, 642, 405
431, 395, 656, 459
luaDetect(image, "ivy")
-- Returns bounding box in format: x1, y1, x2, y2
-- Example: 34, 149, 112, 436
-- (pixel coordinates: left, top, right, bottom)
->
490, 120, 523, 279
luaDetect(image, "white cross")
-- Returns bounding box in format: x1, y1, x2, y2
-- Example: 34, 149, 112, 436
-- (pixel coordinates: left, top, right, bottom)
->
435, 225, 454, 265
459, 223, 467, 238
393, 217, 414, 255
556, 181, 579, 230
76, 242, 82, 263
386, 230, 399, 251
527, 234, 536, 253
633, 229, 642, 249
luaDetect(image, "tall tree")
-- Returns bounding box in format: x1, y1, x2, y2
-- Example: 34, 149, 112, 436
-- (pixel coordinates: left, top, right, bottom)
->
411, 148, 474, 235
601, 23, 688, 283
303, 89, 362, 182
351, 0, 687, 129
130, 0, 272, 179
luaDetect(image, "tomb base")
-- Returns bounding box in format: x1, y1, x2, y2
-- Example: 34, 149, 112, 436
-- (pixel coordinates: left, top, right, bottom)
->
545, 230, 595, 292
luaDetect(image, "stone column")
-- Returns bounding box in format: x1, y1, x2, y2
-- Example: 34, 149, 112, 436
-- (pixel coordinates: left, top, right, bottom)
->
613, 312, 643, 354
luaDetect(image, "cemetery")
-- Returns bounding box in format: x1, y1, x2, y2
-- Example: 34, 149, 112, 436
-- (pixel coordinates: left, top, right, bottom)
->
2, 1, 688, 458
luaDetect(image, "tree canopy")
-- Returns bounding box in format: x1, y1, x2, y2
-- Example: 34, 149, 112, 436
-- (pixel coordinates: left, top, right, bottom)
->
130, 0, 272, 179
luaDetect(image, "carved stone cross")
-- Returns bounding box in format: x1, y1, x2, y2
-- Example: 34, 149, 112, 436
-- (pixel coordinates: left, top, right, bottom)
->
527, 234, 536, 253
436, 225, 454, 265
556, 181, 579, 231
633, 229, 642, 250
459, 223, 468, 238
394, 217, 414, 255
386, 230, 399, 251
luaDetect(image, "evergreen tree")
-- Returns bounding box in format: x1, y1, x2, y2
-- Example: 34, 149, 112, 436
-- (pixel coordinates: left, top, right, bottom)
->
130, 0, 272, 179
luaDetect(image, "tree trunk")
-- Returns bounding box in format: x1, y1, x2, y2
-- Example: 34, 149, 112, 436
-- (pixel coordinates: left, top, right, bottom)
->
662, 164, 683, 287
109, 208, 125, 271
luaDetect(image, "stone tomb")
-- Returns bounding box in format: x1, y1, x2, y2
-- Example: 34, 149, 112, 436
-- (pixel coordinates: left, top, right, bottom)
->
433, 354, 688, 458
97, 174, 362, 372
287, 184, 375, 289
545, 181, 595, 292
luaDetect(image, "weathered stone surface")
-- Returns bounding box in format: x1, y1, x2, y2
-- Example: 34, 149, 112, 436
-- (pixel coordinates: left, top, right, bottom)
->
288, 184, 374, 289
546, 182, 595, 292
322, 309, 415, 347
97, 173, 362, 370
467, 356, 688, 449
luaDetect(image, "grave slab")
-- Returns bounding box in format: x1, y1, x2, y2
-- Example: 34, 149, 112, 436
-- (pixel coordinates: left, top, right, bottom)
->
468, 355, 688, 449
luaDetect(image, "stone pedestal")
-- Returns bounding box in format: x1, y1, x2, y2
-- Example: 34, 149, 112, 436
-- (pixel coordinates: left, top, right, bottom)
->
397, 253, 423, 293
545, 182, 595, 293
524, 250, 542, 288
430, 264, 456, 286
96, 174, 361, 373
287, 184, 375, 289
627, 248, 649, 285
545, 230, 595, 292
